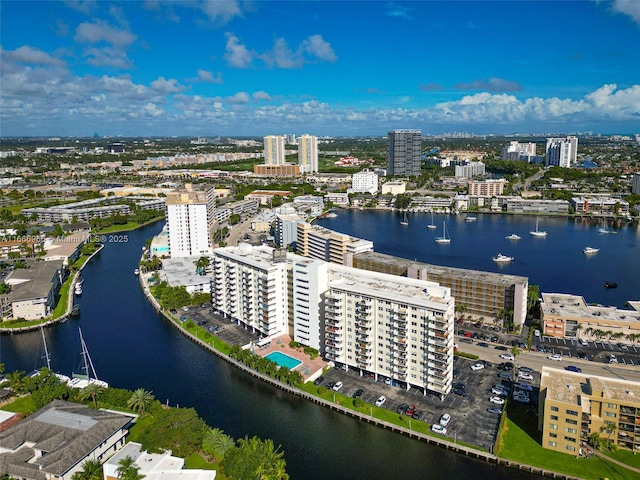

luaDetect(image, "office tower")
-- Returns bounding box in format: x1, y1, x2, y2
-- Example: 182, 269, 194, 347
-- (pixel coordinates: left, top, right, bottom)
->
387, 129, 422, 176
263, 135, 286, 165
546, 136, 578, 168
298, 134, 319, 173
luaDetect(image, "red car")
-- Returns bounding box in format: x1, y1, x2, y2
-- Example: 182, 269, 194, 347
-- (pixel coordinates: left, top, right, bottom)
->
405, 404, 416, 416
464, 331, 472, 337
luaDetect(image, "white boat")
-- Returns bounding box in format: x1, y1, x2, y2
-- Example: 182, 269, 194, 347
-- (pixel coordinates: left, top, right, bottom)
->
465, 216, 477, 223
67, 327, 109, 389
74, 285, 83, 296
434, 222, 451, 244
76, 276, 84, 286
133, 268, 140, 275
505, 233, 521, 240
427, 211, 437, 229
400, 210, 409, 226
530, 218, 547, 237
325, 212, 337, 218
492, 253, 514, 263
583, 246, 600, 254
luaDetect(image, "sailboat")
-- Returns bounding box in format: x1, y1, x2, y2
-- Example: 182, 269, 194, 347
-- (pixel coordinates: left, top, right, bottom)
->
434, 222, 451, 244
427, 211, 437, 229
597, 219, 615, 234
67, 328, 109, 389
400, 210, 409, 226
39, 327, 71, 384
529, 218, 547, 237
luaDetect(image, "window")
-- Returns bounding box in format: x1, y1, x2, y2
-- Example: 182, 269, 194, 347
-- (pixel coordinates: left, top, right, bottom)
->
564, 445, 576, 451
566, 419, 577, 425
550, 415, 558, 421
551, 406, 559, 412
606, 403, 615, 409
564, 427, 577, 434
549, 424, 558, 430
548, 441, 557, 447
566, 409, 578, 416
549, 433, 557, 438
564, 436, 576, 443
605, 412, 617, 418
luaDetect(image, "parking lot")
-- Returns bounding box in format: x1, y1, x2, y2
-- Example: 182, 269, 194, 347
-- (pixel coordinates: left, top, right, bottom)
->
314, 355, 539, 450
532, 335, 640, 366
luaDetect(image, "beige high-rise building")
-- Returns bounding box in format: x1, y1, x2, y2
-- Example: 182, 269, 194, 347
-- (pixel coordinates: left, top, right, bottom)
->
263, 135, 286, 165
298, 134, 318, 173
296, 223, 373, 265
165, 185, 212, 258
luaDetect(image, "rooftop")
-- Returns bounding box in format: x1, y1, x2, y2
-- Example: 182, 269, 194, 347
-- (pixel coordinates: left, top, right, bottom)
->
541, 293, 640, 323
4, 260, 65, 302
163, 257, 212, 287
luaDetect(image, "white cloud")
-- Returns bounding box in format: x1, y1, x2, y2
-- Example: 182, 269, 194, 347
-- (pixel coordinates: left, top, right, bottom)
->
200, 0, 243, 24
150, 77, 184, 94
261, 34, 337, 69
612, 0, 640, 26
5, 46, 62, 65
385, 2, 411, 19
75, 21, 136, 47
191, 69, 223, 83
252, 91, 272, 101
84, 46, 131, 69
224, 33, 254, 68
455, 77, 522, 92
301, 35, 337, 62
64, 0, 97, 15
227, 91, 250, 104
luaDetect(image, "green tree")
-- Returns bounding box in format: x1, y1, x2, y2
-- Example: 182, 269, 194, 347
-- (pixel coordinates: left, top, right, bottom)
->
79, 382, 105, 409
5, 370, 26, 394
71, 459, 104, 480
202, 427, 235, 461
116, 457, 144, 480
195, 256, 210, 276
222, 436, 288, 480
127, 388, 155, 417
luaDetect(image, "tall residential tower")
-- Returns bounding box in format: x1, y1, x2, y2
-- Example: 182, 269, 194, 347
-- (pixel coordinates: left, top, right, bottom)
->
263, 135, 286, 166
298, 134, 318, 173
546, 136, 578, 168
387, 129, 422, 176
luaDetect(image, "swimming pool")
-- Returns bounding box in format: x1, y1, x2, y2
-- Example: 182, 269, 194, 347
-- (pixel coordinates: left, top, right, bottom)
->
265, 351, 303, 370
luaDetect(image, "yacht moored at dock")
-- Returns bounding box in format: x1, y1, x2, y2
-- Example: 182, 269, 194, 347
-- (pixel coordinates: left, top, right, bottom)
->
492, 253, 514, 263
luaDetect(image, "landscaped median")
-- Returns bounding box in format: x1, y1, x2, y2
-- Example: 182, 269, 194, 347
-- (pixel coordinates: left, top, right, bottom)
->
495, 403, 639, 480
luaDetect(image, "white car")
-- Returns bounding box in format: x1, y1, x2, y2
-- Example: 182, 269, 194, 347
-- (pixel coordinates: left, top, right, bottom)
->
534, 330, 540, 337
548, 354, 562, 361
332, 381, 343, 391
492, 386, 508, 396
471, 363, 485, 371
374, 395, 386, 406
439, 413, 451, 426
431, 424, 447, 435
608, 355, 618, 364
518, 372, 534, 381
580, 339, 588, 346
499, 353, 514, 361
490, 396, 505, 405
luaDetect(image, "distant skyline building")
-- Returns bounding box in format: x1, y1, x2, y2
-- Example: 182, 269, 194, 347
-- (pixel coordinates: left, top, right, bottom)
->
387, 129, 422, 176
285, 133, 297, 144
454, 161, 485, 178
263, 135, 286, 165
546, 136, 578, 168
502, 141, 538, 161
298, 134, 318, 173
632, 172, 640, 195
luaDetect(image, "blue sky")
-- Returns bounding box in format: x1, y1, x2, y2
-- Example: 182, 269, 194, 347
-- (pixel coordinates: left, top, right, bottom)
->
1, 0, 639, 137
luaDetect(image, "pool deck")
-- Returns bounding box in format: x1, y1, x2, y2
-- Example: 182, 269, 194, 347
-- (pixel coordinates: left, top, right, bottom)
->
255, 334, 327, 381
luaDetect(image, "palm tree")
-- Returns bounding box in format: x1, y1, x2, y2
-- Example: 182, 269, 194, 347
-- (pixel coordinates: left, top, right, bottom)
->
511, 345, 521, 380
5, 370, 26, 394
195, 256, 210, 276
127, 388, 154, 417
575, 323, 583, 340
116, 456, 144, 480
78, 383, 105, 409
202, 427, 235, 461
71, 459, 103, 480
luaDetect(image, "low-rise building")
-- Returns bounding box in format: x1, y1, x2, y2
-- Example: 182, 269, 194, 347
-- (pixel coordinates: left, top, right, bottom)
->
296, 223, 373, 265
292, 195, 324, 217
538, 367, 640, 454
323, 192, 349, 206
540, 293, 640, 339
0, 400, 135, 480
454, 161, 485, 178
23, 197, 165, 223
350, 170, 378, 194
43, 233, 91, 266
244, 190, 292, 206
253, 164, 300, 176
381, 181, 406, 195
468, 179, 507, 196
1, 260, 66, 320
570, 197, 630, 216
161, 256, 212, 294
506, 198, 570, 214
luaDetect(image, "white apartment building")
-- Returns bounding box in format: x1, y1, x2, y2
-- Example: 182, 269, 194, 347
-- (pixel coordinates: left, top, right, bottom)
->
292, 195, 324, 217
296, 223, 373, 265
274, 210, 304, 248
546, 136, 578, 168
381, 181, 406, 195
454, 161, 485, 178
468, 178, 507, 196
263, 135, 286, 165
211, 245, 289, 338
292, 257, 329, 350
502, 141, 537, 161
298, 134, 318, 173
324, 192, 349, 206
324, 264, 454, 395
570, 196, 630, 215
350, 169, 378, 194
166, 187, 212, 258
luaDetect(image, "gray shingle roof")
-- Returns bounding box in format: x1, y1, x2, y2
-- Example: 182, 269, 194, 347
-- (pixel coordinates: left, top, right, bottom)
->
0, 400, 134, 478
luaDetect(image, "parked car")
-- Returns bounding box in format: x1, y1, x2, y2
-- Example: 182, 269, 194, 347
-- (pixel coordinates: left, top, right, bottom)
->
490, 336, 499, 343
608, 355, 618, 364
494, 345, 508, 351
374, 395, 386, 406
498, 372, 512, 381
439, 413, 451, 426
548, 354, 562, 361
460, 337, 473, 344
326, 382, 336, 389
477, 342, 489, 348
431, 424, 447, 435
516, 382, 534, 392
534, 329, 541, 337
397, 403, 408, 414
487, 407, 503, 415
518, 372, 534, 381
384, 377, 392, 385
499, 353, 514, 361
565, 365, 582, 373
332, 381, 343, 391
352, 388, 364, 398
405, 405, 417, 416
490, 396, 505, 405
513, 394, 531, 404
313, 376, 325, 386
519, 366, 534, 373
452, 387, 466, 397
471, 363, 485, 371
412, 410, 422, 420
580, 339, 588, 346
492, 386, 508, 396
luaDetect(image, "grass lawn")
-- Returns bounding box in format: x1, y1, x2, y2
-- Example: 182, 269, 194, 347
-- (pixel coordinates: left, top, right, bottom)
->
94, 216, 165, 234
603, 448, 640, 470
496, 405, 634, 480
1, 395, 36, 414
183, 322, 232, 355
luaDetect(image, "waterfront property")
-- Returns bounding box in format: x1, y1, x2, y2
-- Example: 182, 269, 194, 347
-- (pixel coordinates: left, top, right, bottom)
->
0, 400, 135, 480
538, 367, 640, 454
264, 351, 303, 370
165, 184, 213, 258
0, 260, 66, 320
161, 256, 212, 294
540, 293, 640, 339
350, 251, 528, 328
296, 222, 373, 265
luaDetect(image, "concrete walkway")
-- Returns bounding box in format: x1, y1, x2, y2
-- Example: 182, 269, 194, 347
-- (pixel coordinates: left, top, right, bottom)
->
591, 448, 640, 474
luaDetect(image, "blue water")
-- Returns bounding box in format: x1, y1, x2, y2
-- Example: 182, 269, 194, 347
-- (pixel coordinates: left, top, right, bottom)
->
0, 222, 542, 480
265, 351, 303, 370
317, 211, 640, 308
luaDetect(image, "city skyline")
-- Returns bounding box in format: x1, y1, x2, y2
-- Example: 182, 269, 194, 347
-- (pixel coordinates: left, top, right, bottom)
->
1, 1, 639, 137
